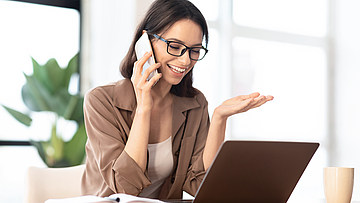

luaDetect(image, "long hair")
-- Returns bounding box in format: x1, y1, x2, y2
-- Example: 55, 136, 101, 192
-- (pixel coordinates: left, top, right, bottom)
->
120, 0, 209, 97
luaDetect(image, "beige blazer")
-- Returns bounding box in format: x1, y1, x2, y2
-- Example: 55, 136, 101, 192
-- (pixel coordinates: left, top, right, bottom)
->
81, 79, 210, 199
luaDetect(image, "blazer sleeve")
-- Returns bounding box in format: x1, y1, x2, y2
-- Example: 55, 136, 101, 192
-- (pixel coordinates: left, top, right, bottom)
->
83, 88, 151, 196
182, 96, 210, 196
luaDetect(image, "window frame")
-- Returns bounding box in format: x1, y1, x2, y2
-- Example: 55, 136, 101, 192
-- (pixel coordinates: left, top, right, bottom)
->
0, 0, 81, 146
207, 0, 332, 155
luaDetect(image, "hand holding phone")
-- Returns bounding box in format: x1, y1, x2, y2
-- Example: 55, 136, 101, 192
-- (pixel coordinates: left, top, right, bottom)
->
135, 32, 157, 81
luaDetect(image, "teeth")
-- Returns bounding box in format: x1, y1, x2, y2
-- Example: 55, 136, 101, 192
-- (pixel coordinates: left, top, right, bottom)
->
169, 65, 186, 73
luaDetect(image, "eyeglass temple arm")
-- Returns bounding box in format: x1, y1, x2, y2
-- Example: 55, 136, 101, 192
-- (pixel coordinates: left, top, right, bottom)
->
151, 34, 168, 43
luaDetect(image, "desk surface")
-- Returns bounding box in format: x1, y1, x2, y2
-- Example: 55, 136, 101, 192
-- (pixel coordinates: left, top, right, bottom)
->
164, 198, 360, 203
287, 199, 360, 203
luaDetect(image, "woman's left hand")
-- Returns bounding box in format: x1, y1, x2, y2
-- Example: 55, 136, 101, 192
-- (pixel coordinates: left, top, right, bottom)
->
213, 92, 274, 121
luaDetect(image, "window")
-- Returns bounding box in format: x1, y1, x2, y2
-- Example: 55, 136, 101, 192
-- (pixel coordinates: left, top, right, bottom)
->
0, 0, 80, 141
233, 0, 327, 37
190, 0, 329, 200
0, 1, 80, 202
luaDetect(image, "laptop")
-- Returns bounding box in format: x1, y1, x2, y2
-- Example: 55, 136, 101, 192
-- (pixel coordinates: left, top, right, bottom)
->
164, 140, 319, 203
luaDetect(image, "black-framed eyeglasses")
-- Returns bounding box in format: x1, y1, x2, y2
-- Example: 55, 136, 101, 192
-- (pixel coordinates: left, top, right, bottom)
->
151, 33, 208, 61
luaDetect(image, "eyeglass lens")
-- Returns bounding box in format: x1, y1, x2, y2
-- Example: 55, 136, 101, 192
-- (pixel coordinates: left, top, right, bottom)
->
168, 42, 206, 61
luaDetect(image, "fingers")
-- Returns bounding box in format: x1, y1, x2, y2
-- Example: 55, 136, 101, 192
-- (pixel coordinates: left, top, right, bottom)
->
133, 51, 153, 77
249, 95, 274, 109
148, 71, 162, 87
249, 92, 261, 98
233, 94, 273, 113
231, 92, 260, 102
132, 65, 161, 94
132, 51, 160, 85
142, 63, 160, 79
133, 64, 161, 87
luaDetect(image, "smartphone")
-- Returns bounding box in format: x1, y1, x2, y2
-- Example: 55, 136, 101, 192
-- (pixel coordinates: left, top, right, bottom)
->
135, 32, 157, 81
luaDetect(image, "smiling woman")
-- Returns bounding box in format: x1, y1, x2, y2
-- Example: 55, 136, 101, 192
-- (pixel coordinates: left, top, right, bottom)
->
81, 0, 273, 200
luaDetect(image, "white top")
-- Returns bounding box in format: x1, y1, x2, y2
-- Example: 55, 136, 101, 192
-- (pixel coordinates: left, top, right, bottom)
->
139, 136, 174, 198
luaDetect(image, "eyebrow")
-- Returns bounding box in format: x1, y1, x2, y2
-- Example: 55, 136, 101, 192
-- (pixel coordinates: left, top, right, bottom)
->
166, 37, 203, 47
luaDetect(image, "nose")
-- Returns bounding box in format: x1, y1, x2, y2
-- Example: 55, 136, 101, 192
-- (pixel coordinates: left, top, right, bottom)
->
178, 48, 191, 66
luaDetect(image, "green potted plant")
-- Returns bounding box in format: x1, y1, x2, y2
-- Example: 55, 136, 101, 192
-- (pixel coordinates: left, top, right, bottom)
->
1, 53, 87, 167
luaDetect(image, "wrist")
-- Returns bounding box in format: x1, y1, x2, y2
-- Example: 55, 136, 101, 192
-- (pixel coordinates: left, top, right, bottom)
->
212, 107, 228, 123
135, 106, 152, 117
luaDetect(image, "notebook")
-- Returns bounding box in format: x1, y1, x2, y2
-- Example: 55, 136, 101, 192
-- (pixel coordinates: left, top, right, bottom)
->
164, 140, 319, 203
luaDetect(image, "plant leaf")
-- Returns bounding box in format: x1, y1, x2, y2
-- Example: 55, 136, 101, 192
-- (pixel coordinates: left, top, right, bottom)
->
64, 122, 87, 166
50, 122, 64, 161
22, 73, 74, 115
22, 73, 51, 111
21, 84, 41, 111
63, 53, 79, 89
44, 58, 65, 94
62, 95, 78, 120
48, 87, 71, 116
1, 105, 32, 126
31, 57, 51, 92
63, 95, 84, 123
70, 96, 84, 124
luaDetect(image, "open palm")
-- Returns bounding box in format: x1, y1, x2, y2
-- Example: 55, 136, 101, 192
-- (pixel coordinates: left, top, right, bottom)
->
215, 92, 273, 119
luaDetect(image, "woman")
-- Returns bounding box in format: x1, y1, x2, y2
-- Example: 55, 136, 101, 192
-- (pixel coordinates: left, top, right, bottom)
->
81, 0, 273, 200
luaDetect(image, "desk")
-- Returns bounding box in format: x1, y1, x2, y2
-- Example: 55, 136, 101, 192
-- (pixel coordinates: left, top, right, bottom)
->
287, 199, 360, 203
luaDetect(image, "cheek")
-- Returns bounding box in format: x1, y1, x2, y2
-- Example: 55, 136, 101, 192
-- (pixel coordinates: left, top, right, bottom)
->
152, 43, 166, 62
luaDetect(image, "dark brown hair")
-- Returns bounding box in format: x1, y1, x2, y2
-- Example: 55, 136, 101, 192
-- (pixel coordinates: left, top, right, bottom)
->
120, 0, 209, 97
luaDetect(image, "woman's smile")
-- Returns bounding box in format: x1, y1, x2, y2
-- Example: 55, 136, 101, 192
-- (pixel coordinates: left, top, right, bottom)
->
168, 64, 187, 75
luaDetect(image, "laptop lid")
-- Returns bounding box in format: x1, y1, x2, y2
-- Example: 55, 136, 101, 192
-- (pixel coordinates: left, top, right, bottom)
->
192, 140, 319, 203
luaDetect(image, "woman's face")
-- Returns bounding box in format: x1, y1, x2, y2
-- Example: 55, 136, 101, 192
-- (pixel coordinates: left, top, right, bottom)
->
151, 19, 203, 86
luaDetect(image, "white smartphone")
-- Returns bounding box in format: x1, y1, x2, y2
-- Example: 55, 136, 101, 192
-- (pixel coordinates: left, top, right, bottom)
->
135, 32, 157, 81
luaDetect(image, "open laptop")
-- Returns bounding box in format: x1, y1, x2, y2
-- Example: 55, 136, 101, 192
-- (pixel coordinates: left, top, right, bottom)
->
164, 140, 319, 203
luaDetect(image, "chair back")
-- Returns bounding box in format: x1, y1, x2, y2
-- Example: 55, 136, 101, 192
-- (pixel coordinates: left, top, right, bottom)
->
25, 164, 86, 203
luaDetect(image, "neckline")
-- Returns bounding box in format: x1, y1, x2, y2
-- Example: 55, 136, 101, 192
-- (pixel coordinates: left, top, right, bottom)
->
148, 136, 172, 147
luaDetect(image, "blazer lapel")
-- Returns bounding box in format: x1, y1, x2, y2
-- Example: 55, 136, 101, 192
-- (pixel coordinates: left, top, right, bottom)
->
171, 95, 200, 154
112, 79, 137, 136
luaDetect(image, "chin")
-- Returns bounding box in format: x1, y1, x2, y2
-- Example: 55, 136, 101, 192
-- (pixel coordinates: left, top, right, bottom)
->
165, 78, 183, 86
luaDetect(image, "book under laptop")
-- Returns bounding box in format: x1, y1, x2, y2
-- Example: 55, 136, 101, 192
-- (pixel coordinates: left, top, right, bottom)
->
164, 140, 319, 203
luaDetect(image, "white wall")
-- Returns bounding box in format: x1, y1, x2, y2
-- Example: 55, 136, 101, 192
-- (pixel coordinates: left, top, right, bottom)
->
333, 0, 360, 198
81, 0, 136, 91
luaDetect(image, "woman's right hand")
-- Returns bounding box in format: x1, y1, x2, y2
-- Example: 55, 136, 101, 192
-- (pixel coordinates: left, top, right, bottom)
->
131, 51, 162, 112
127, 52, 161, 172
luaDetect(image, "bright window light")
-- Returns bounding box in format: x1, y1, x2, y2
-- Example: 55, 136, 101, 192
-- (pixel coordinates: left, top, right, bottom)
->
0, 1, 80, 202
190, 0, 219, 21
0, 1, 80, 141
231, 37, 327, 142
233, 0, 328, 37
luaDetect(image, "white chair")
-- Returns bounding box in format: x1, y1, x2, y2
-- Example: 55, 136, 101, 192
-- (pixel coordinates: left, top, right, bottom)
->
25, 164, 86, 203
